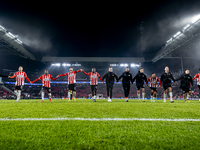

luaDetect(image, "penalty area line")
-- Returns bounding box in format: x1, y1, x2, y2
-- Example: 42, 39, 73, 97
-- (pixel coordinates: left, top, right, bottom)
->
0, 118, 200, 121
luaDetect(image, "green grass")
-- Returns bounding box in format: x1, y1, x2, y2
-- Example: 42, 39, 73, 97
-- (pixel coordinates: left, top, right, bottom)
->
0, 99, 200, 149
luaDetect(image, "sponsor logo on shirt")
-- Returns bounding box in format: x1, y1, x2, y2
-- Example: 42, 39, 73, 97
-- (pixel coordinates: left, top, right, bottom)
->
43, 78, 49, 81
69, 74, 74, 77
17, 75, 24, 77
91, 75, 97, 78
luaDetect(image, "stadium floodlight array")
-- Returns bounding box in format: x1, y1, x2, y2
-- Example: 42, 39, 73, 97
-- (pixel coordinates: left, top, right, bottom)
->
182, 24, 191, 32
166, 38, 173, 44
110, 64, 117, 66
5, 32, 16, 39
0, 25, 23, 46
173, 31, 182, 38
62, 63, 71, 67
120, 64, 128, 67
130, 64, 140, 67
51, 63, 61, 66
191, 14, 200, 23
52, 63, 81, 67
15, 39, 23, 45
165, 14, 200, 45
0, 25, 6, 32
110, 63, 140, 67
72, 64, 81, 66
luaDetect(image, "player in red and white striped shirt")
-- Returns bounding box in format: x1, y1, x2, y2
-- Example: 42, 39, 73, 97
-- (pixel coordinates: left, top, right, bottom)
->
81, 68, 103, 102
56, 67, 81, 101
8, 66, 31, 102
31, 70, 57, 102
146, 73, 162, 102
192, 68, 200, 101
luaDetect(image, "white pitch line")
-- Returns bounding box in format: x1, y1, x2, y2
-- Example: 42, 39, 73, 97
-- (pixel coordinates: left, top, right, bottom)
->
0, 118, 200, 121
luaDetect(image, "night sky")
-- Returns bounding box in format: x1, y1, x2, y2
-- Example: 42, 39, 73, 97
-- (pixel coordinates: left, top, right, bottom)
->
0, 1, 200, 58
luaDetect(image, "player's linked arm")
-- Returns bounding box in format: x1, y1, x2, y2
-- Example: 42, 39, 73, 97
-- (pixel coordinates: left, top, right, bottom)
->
170, 74, 176, 82
82, 70, 89, 75
97, 73, 103, 82
9, 74, 16, 78
25, 76, 31, 83
31, 78, 40, 83
193, 74, 199, 81
132, 74, 137, 83
117, 74, 123, 82
58, 73, 67, 77
146, 78, 150, 86
99, 77, 103, 82
158, 78, 162, 86
76, 70, 81, 73
102, 73, 108, 81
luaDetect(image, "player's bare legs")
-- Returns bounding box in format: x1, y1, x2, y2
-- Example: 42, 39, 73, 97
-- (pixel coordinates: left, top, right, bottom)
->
185, 91, 191, 103
41, 89, 45, 102
142, 88, 145, 102
153, 91, 157, 102
14, 90, 18, 97
150, 90, 154, 102
68, 90, 71, 100
137, 90, 140, 102
164, 89, 167, 102
15, 90, 21, 102
73, 91, 76, 101
168, 87, 173, 102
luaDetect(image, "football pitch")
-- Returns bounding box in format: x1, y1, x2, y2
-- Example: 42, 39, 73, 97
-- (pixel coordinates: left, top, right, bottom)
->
0, 99, 200, 150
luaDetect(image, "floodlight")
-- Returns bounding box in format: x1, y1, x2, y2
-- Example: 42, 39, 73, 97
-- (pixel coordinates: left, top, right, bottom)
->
183, 24, 190, 32
0, 25, 6, 32
166, 38, 173, 44
120, 64, 128, 67
5, 32, 15, 39
173, 31, 181, 38
15, 39, 23, 45
72, 64, 81, 66
130, 64, 140, 67
51, 63, 60, 66
62, 63, 71, 66
191, 14, 200, 23
110, 64, 117, 66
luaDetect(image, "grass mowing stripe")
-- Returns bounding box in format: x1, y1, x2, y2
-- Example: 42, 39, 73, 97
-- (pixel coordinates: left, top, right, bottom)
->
1, 117, 200, 121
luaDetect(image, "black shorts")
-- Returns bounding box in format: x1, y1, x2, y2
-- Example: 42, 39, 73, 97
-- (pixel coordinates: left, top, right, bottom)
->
42, 86, 51, 93
15, 86, 23, 90
150, 87, 157, 92
91, 85, 97, 91
68, 84, 76, 91
181, 87, 191, 94
163, 85, 171, 90
137, 85, 144, 90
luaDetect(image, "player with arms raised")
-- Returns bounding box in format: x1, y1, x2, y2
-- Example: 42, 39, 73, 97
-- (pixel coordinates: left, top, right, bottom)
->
146, 73, 162, 102
56, 67, 81, 101
31, 70, 57, 102
8, 66, 31, 102
81, 68, 103, 102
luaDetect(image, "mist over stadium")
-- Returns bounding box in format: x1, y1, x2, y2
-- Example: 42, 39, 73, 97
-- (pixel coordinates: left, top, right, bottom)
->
1, 1, 200, 149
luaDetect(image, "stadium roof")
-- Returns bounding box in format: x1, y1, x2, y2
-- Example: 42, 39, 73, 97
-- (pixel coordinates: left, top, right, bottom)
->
42, 57, 145, 63
152, 15, 200, 62
0, 25, 35, 60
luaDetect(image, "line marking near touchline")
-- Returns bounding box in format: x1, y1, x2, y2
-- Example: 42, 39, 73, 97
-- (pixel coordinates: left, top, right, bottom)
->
0, 118, 200, 121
